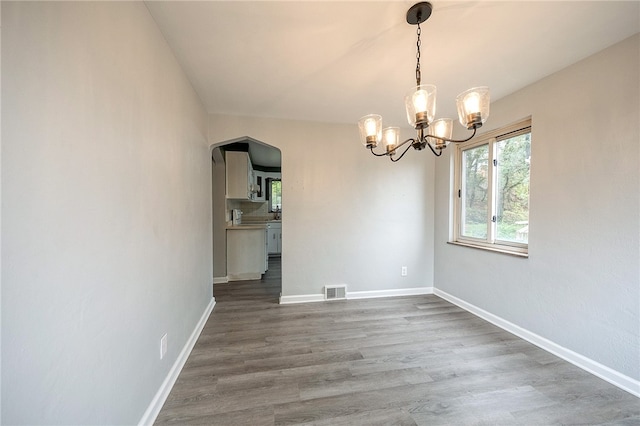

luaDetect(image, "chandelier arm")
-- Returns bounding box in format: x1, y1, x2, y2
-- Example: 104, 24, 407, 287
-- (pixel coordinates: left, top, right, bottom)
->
368, 146, 389, 157
369, 137, 415, 158
425, 140, 444, 157
425, 127, 478, 144
390, 141, 415, 162
389, 137, 415, 155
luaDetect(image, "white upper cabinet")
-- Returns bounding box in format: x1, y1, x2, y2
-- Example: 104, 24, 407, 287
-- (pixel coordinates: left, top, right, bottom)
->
226, 151, 254, 200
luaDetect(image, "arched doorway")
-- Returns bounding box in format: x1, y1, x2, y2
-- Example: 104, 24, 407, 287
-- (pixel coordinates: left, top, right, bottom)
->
210, 137, 282, 302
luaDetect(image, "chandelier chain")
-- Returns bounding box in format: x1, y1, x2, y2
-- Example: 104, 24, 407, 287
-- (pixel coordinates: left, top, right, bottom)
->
415, 22, 422, 86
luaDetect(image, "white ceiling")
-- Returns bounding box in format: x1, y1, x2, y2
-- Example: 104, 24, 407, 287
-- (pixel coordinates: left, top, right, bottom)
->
146, 1, 639, 130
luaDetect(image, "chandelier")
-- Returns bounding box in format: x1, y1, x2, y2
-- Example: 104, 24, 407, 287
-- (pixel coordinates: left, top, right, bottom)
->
358, 2, 490, 161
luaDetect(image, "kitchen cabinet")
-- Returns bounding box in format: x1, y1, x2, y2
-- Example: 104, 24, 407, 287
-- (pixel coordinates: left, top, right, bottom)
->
267, 222, 282, 255
264, 227, 269, 271
226, 225, 267, 280
226, 151, 256, 200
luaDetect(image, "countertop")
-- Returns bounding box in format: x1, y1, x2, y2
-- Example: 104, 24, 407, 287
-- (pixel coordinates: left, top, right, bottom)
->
226, 224, 267, 230
226, 219, 281, 230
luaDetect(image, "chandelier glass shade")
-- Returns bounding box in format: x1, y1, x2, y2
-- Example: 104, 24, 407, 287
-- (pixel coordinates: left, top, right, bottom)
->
358, 2, 490, 161
405, 84, 436, 128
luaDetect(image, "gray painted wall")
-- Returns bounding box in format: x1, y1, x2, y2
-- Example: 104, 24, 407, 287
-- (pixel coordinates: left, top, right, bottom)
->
2, 2, 212, 424
208, 116, 436, 297
434, 34, 640, 381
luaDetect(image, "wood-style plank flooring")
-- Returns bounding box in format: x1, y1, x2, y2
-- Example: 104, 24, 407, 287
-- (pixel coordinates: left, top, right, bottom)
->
155, 258, 639, 425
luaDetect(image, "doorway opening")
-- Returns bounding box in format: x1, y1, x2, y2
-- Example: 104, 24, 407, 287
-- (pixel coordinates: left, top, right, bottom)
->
210, 137, 282, 302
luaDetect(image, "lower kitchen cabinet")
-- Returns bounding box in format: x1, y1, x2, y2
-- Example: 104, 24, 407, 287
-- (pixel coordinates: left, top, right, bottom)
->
267, 222, 282, 255
227, 226, 267, 281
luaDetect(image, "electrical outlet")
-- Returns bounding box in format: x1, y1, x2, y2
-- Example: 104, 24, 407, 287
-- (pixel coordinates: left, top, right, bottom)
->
401, 266, 408, 276
160, 333, 167, 359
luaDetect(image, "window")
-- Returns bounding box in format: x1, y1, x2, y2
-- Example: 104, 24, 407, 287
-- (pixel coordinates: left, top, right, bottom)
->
268, 179, 282, 212
453, 118, 531, 256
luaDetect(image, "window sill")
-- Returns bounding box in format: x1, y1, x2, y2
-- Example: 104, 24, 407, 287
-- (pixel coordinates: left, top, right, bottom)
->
447, 241, 528, 258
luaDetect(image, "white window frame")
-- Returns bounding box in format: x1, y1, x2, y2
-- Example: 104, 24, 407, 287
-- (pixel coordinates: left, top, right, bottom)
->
452, 117, 531, 257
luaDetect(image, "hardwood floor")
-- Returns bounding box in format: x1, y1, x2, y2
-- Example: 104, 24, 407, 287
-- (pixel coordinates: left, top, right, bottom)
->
155, 258, 639, 425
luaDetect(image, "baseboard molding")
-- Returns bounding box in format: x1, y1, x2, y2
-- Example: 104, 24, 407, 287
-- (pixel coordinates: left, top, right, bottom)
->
279, 287, 434, 304
228, 272, 261, 281
213, 276, 229, 284
138, 297, 216, 426
434, 288, 640, 398
348, 287, 433, 300
279, 293, 325, 304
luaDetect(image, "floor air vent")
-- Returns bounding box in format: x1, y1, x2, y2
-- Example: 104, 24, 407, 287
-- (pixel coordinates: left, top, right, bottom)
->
324, 285, 347, 301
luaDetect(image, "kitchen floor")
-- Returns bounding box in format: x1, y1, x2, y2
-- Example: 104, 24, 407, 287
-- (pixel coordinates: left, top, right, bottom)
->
214, 256, 281, 303
155, 264, 639, 425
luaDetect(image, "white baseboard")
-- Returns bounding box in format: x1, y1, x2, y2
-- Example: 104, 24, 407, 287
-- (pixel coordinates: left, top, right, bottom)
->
279, 287, 434, 304
228, 272, 261, 281
138, 297, 216, 426
213, 276, 229, 284
348, 287, 433, 300
434, 288, 640, 398
279, 293, 325, 304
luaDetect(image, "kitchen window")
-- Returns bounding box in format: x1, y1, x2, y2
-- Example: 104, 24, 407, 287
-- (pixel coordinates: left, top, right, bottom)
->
268, 179, 282, 213
452, 117, 531, 256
